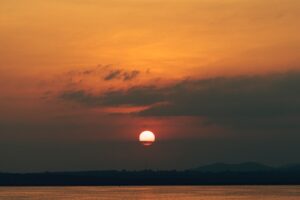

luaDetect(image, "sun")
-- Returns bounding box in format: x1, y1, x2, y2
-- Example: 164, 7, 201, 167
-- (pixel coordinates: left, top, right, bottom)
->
139, 130, 155, 146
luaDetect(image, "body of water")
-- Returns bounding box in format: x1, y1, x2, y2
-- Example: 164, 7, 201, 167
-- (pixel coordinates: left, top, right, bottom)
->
0, 186, 299, 199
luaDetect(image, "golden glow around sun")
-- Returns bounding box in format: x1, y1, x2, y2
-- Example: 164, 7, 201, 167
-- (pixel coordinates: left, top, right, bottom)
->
139, 131, 155, 146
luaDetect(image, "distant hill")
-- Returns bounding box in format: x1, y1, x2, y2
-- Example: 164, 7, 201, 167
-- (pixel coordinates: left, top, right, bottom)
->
279, 164, 300, 171
192, 162, 275, 172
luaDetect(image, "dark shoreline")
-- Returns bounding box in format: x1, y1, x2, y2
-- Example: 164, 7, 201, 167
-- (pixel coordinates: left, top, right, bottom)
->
1, 170, 300, 186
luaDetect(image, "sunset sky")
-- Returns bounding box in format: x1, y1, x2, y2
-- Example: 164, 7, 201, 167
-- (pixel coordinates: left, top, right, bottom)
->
1, 0, 300, 172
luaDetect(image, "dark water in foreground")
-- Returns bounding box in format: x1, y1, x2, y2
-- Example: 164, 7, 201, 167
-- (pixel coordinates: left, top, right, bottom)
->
0, 186, 299, 199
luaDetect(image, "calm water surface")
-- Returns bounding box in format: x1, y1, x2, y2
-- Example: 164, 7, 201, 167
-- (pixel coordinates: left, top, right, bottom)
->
0, 186, 299, 200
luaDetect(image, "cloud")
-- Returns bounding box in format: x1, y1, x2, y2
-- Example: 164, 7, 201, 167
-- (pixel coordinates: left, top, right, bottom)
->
58, 65, 141, 87
147, 73, 300, 115
139, 72, 300, 130
60, 85, 164, 106
59, 71, 300, 130
60, 90, 102, 106
104, 70, 123, 81
123, 70, 140, 81
104, 69, 141, 81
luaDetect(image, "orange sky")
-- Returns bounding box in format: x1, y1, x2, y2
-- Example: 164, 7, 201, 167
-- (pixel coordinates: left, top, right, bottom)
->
1, 0, 300, 111
1, 0, 300, 74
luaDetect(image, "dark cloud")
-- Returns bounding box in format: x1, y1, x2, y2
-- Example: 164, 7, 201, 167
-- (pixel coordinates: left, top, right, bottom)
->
139, 72, 300, 130
104, 70, 123, 81
104, 69, 141, 81
101, 86, 164, 106
123, 70, 140, 81
60, 90, 102, 106
58, 65, 141, 85
60, 85, 164, 106
60, 71, 300, 130
139, 73, 300, 116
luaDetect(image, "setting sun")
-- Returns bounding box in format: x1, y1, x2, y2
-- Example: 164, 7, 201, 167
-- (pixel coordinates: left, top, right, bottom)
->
139, 131, 155, 146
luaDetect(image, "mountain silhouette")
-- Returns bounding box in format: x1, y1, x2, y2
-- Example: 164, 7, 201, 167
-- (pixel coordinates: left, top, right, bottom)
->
192, 162, 274, 172
279, 164, 300, 171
